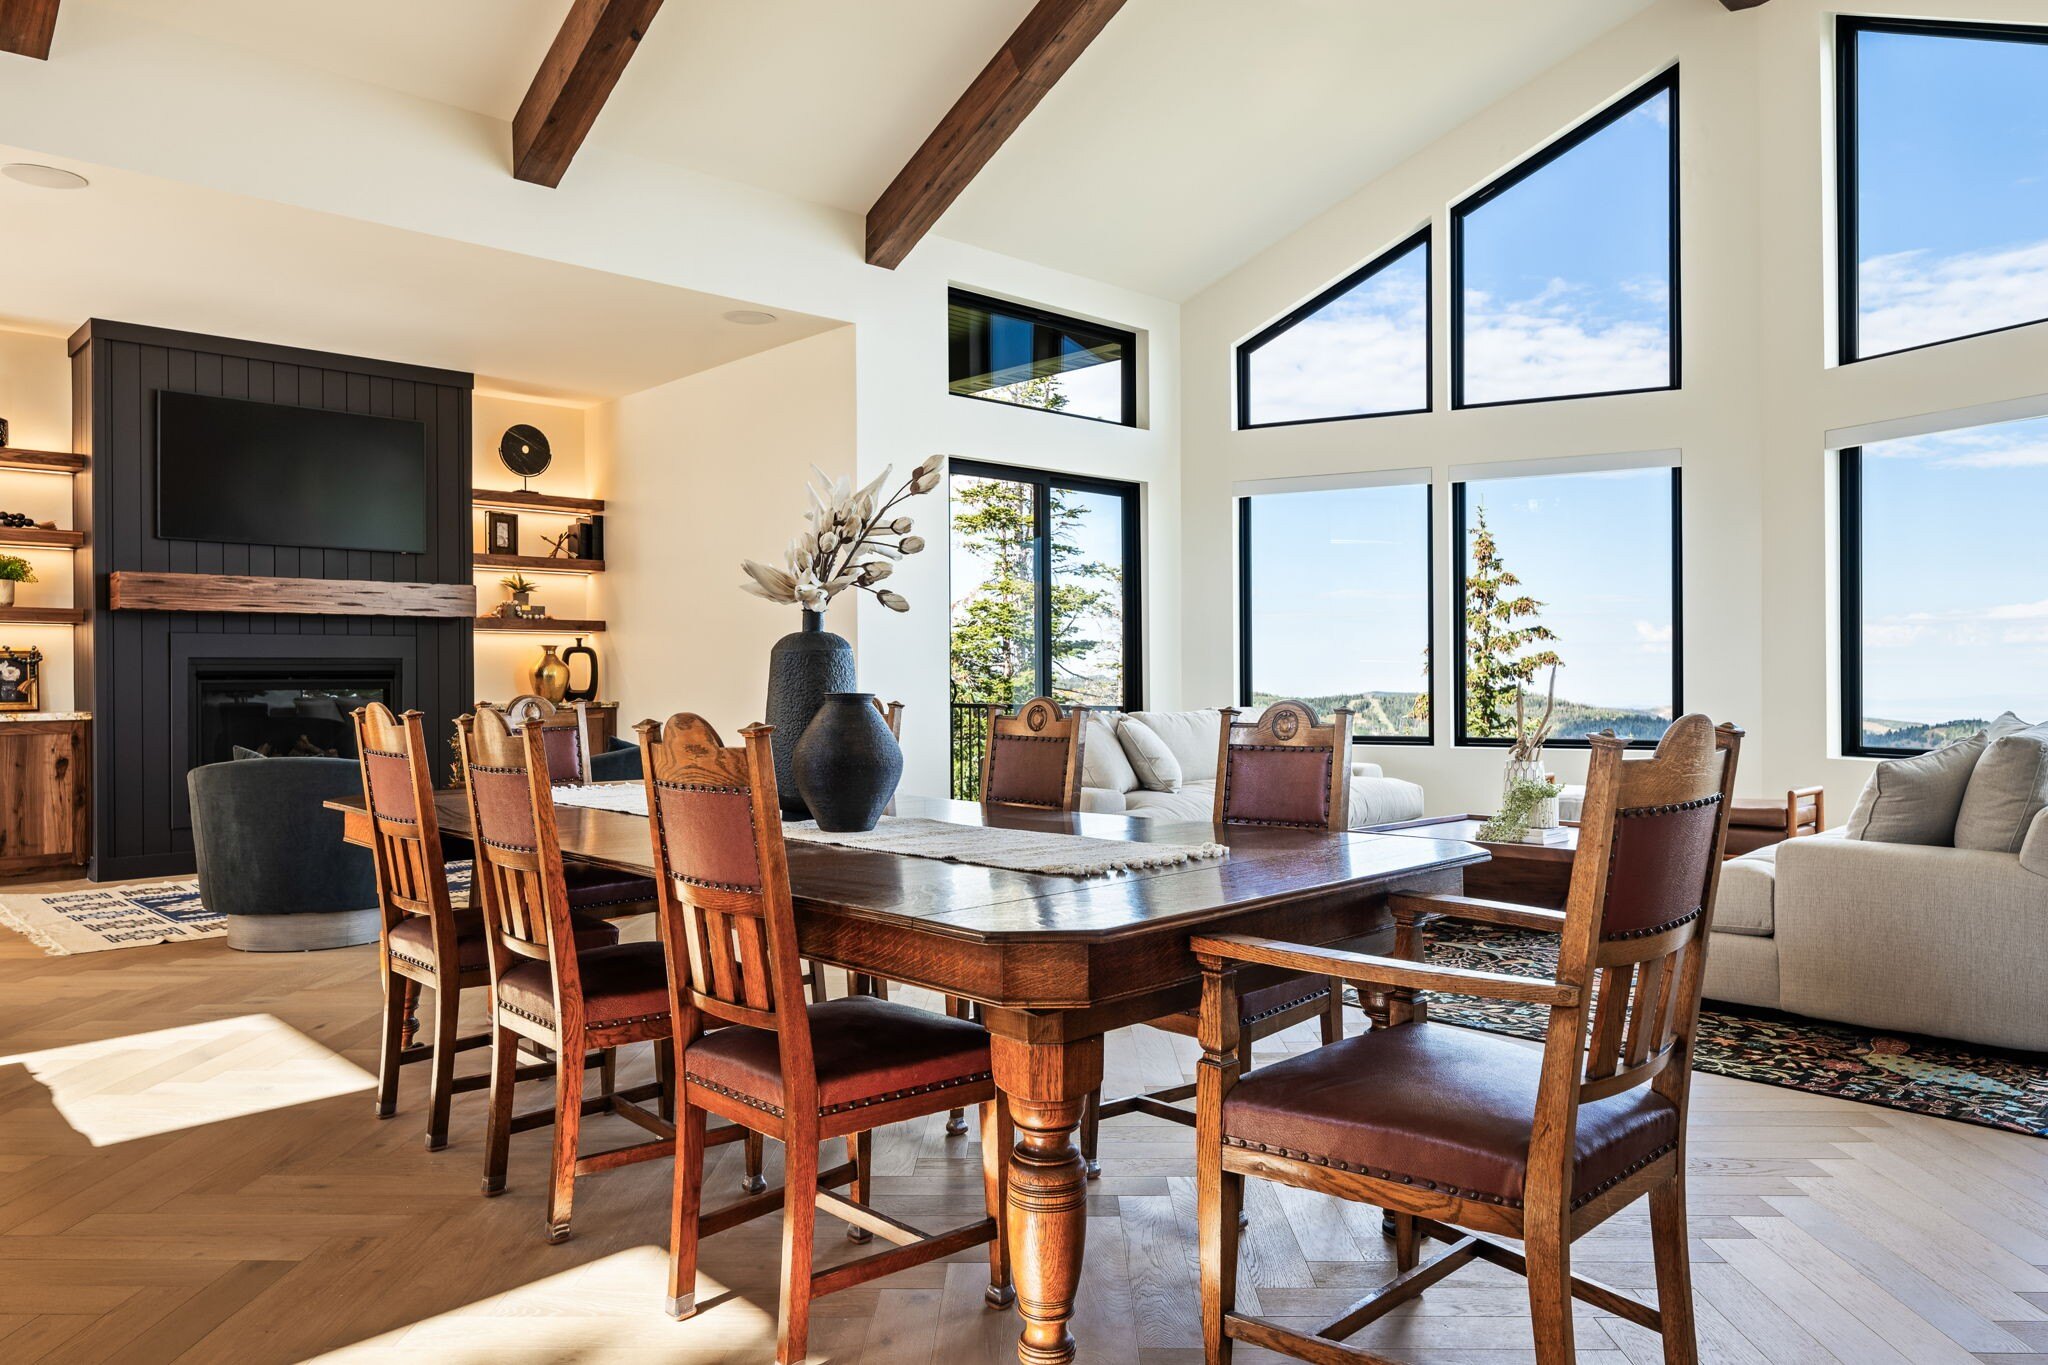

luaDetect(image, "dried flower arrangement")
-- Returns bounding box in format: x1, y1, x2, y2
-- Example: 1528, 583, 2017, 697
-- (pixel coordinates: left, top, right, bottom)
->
1509, 664, 1559, 762
741, 456, 944, 615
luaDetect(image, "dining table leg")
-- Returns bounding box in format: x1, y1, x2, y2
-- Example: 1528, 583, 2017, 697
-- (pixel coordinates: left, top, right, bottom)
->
990, 1032, 1103, 1365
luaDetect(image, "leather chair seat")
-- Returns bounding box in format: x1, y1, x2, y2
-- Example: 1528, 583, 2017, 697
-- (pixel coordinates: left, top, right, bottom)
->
1151, 972, 1331, 1038
563, 861, 659, 912
685, 995, 992, 1119
1222, 1022, 1678, 1209
388, 908, 617, 974
497, 941, 671, 1029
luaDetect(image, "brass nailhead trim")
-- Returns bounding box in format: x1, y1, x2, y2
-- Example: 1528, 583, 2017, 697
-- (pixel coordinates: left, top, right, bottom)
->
686, 1069, 994, 1120
1220, 1136, 1677, 1210
654, 780, 765, 893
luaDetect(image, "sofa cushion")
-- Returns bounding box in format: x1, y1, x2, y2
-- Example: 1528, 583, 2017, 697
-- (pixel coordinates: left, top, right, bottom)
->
2023, 808, 2048, 879
1955, 730, 2048, 854
1117, 718, 1184, 792
1844, 730, 1989, 845
1713, 843, 1780, 937
1346, 777, 1425, 828
1125, 709, 1222, 783
1124, 783, 1216, 821
1081, 716, 1140, 794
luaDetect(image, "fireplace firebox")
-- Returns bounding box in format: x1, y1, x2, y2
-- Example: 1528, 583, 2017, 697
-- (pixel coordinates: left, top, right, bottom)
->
190, 663, 401, 769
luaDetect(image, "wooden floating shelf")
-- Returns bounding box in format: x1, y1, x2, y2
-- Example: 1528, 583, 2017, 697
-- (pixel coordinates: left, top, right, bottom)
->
109, 572, 477, 618
0, 448, 88, 475
0, 606, 88, 625
473, 553, 604, 574
475, 617, 606, 633
0, 527, 86, 550
472, 488, 605, 515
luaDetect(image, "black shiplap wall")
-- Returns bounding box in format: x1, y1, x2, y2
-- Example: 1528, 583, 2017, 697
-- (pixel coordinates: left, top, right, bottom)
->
69, 320, 473, 881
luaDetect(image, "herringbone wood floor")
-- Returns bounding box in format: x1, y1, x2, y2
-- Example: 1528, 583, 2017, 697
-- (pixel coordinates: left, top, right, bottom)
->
4, 895, 2048, 1364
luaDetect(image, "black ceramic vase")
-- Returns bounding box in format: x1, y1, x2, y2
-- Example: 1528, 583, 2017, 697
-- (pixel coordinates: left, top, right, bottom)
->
765, 610, 856, 817
792, 692, 903, 833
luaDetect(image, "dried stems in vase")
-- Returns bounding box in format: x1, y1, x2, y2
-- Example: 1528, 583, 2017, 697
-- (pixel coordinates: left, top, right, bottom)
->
740, 456, 944, 615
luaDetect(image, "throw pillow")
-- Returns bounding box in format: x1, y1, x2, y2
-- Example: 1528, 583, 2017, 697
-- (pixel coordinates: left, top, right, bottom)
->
2021, 808, 2048, 879
231, 745, 270, 760
1125, 709, 1223, 783
1116, 717, 1183, 792
1955, 729, 2048, 853
1844, 729, 1987, 845
1080, 716, 1140, 794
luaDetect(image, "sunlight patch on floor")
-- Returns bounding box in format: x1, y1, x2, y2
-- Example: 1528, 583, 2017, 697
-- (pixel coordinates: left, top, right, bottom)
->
0, 1012, 374, 1146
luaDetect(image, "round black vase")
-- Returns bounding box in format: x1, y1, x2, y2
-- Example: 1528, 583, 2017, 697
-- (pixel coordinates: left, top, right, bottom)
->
765, 610, 856, 818
792, 692, 903, 833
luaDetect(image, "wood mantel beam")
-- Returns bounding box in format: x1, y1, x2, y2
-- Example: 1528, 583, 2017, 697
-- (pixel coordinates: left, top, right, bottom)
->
513, 0, 664, 187
0, 0, 60, 60
865, 0, 1126, 270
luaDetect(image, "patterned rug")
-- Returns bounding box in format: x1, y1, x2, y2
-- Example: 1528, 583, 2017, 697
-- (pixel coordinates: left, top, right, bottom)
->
0, 863, 473, 956
1424, 922, 2048, 1137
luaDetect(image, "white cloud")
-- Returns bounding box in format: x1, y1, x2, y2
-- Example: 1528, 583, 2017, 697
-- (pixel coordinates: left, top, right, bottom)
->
1460, 286, 1670, 403
1865, 596, 2048, 650
1869, 417, 2048, 471
1634, 620, 1673, 653
1245, 269, 1426, 423
1859, 238, 2048, 356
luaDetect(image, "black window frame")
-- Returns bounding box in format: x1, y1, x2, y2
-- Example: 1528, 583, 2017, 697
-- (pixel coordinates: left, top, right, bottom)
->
1450, 465, 1684, 749
1234, 227, 1433, 431
1450, 66, 1682, 411
1235, 481, 1435, 745
1836, 15, 2048, 366
947, 457, 1145, 713
947, 288, 1139, 428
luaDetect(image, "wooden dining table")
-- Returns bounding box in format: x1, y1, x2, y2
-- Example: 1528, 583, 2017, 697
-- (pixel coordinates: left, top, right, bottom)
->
328, 788, 1485, 1364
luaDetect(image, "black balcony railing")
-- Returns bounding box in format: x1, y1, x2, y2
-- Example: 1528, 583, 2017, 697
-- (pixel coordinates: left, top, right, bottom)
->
949, 700, 992, 800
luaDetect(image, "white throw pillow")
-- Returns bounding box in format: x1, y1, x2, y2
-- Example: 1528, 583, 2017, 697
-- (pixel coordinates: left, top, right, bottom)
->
1116, 717, 1184, 792
1844, 729, 1988, 846
1124, 709, 1223, 782
1081, 716, 1140, 794
1955, 729, 2048, 853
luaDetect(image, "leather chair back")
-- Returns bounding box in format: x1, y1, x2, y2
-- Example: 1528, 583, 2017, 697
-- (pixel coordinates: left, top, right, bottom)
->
483, 695, 594, 785
457, 708, 588, 1002
979, 697, 1085, 811
1213, 700, 1355, 831
352, 703, 456, 938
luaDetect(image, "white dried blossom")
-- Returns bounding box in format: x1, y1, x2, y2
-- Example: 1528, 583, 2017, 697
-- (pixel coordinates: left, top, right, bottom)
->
739, 456, 947, 614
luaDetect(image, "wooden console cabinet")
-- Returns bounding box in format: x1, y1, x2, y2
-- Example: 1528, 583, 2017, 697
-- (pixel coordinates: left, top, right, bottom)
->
0, 717, 91, 874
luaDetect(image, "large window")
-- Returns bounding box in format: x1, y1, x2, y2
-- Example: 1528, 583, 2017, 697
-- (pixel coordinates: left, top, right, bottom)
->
1452, 463, 1681, 745
948, 289, 1136, 426
948, 461, 1142, 796
1841, 415, 2048, 756
1238, 479, 1432, 742
1236, 229, 1431, 428
1452, 69, 1678, 408
1838, 18, 2048, 363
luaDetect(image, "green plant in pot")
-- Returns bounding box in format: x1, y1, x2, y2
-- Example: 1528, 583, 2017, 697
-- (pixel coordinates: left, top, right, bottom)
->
500, 572, 537, 615
1480, 777, 1562, 844
0, 554, 36, 609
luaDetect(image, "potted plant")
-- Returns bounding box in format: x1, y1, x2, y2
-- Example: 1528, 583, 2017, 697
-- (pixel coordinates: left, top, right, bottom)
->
500, 572, 537, 617
1503, 664, 1558, 801
1480, 776, 1564, 844
0, 554, 36, 608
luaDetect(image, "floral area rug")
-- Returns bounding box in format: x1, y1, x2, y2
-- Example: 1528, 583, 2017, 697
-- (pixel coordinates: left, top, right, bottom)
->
1424, 921, 2048, 1137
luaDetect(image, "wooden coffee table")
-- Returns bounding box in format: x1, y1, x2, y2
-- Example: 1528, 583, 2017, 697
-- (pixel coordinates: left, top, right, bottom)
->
1363, 813, 1578, 908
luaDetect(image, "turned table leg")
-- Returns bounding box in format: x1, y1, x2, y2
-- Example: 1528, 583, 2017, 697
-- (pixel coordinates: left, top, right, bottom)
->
991, 1033, 1102, 1365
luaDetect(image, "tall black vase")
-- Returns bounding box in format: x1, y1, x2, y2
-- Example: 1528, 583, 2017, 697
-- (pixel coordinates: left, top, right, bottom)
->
793, 692, 903, 832
765, 610, 855, 817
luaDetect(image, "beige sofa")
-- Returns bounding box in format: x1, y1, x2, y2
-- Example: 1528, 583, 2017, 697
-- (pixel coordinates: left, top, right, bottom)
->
1078, 708, 1426, 828
1708, 825, 2048, 1052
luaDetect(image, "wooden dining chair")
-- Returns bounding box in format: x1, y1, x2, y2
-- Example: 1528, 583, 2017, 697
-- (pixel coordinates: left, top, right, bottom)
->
353, 702, 608, 1151
1080, 701, 1351, 1177
979, 696, 1087, 811
492, 694, 597, 784
640, 714, 1011, 1365
1191, 715, 1742, 1365
460, 707, 675, 1244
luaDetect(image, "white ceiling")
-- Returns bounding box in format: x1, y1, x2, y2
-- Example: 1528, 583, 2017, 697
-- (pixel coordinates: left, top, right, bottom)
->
76, 0, 1658, 298
0, 144, 841, 401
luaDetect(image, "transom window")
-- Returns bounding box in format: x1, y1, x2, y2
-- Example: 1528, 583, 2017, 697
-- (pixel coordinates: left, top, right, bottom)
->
1236, 229, 1431, 429
1838, 17, 2048, 363
1237, 478, 1432, 742
1452, 69, 1679, 408
947, 289, 1136, 426
1840, 415, 2048, 755
1452, 463, 1681, 745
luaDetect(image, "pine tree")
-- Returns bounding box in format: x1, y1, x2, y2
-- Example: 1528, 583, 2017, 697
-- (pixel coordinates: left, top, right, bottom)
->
1463, 504, 1561, 738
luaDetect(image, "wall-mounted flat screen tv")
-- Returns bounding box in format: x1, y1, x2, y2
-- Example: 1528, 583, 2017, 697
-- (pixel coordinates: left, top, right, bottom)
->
156, 391, 428, 554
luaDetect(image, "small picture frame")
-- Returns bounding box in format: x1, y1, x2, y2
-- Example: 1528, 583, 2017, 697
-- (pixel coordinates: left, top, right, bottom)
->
0, 645, 41, 711
487, 510, 519, 555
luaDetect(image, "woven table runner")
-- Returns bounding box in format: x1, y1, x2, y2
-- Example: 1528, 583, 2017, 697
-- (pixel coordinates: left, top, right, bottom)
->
548, 784, 1226, 878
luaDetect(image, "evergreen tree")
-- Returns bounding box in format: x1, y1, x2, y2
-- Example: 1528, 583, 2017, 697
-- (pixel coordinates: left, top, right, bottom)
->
1463, 504, 1561, 738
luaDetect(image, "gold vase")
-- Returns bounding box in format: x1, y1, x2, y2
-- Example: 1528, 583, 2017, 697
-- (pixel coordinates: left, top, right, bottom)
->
531, 644, 570, 704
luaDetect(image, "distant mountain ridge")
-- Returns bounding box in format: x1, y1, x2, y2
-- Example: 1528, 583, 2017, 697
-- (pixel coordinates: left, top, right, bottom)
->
1860, 717, 1990, 751
1252, 691, 1673, 740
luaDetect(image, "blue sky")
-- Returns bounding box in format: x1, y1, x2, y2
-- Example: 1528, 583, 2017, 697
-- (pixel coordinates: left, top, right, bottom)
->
1245, 240, 1428, 424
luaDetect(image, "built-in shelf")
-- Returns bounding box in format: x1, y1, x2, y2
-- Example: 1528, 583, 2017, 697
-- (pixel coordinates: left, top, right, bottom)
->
0, 448, 88, 475
475, 616, 607, 633
474, 553, 605, 574
472, 488, 605, 515
0, 606, 89, 625
0, 527, 86, 550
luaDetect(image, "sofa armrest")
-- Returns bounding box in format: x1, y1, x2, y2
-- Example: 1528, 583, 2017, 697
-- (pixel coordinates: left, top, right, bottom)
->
1350, 761, 1385, 780
2023, 808, 2048, 879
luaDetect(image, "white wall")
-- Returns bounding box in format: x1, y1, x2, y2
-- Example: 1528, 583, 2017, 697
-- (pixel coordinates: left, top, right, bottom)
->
1179, 0, 2048, 817
0, 325, 80, 709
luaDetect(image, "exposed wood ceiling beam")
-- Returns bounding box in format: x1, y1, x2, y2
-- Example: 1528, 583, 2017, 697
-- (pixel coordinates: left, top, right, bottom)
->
865, 0, 1127, 270
1720, 0, 1771, 11
513, 0, 664, 188
0, 0, 60, 60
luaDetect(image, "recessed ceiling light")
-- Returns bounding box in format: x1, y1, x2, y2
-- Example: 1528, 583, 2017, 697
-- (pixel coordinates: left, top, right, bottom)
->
2, 163, 89, 190
722, 309, 778, 326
